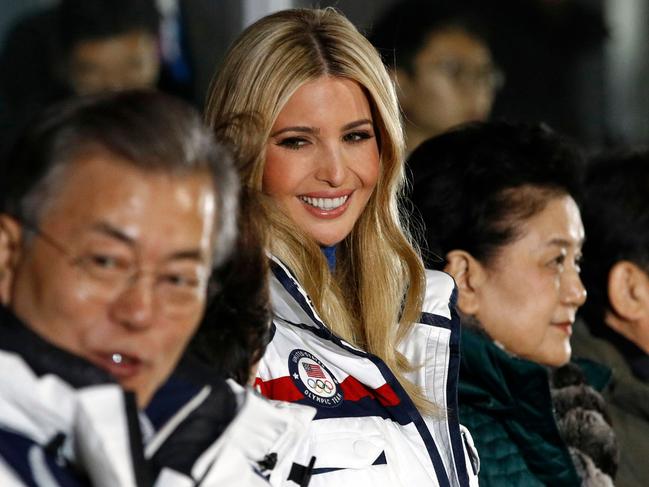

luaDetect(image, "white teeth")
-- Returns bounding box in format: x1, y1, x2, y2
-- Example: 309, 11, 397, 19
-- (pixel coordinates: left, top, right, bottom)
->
111, 353, 123, 364
300, 195, 348, 210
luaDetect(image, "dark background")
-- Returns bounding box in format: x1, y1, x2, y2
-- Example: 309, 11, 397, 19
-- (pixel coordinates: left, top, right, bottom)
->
1, 0, 647, 151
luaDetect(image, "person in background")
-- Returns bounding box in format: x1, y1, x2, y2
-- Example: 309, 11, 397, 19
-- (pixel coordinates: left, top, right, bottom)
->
0, 90, 313, 486
370, 0, 502, 154
409, 121, 618, 486
57, 0, 160, 96
573, 152, 649, 487
206, 7, 479, 487
0, 0, 160, 155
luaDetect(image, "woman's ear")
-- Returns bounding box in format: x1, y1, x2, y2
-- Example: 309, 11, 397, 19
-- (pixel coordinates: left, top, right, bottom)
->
444, 250, 486, 316
0, 215, 22, 306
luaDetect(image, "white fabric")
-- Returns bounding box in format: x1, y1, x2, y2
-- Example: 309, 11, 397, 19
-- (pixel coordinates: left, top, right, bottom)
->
0, 353, 138, 486
192, 384, 316, 486
257, 258, 479, 486
0, 349, 314, 486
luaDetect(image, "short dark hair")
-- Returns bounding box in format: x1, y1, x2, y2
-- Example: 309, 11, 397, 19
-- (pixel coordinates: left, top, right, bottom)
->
579, 152, 649, 329
59, 0, 159, 53
1, 89, 238, 268
408, 121, 583, 269
190, 190, 271, 385
370, 0, 491, 73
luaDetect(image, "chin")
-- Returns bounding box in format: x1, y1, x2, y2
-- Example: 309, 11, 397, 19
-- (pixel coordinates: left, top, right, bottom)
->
312, 232, 346, 247
543, 350, 571, 368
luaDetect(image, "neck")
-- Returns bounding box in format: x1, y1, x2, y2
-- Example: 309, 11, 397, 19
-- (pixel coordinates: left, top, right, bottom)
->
604, 312, 649, 381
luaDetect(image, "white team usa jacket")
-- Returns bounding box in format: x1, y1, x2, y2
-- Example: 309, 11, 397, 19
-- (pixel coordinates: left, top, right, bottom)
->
255, 257, 480, 487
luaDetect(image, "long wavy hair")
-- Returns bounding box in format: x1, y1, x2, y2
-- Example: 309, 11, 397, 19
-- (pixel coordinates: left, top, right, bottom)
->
205, 8, 432, 412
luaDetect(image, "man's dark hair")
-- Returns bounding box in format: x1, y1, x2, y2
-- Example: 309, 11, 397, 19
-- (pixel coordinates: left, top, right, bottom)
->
408, 121, 583, 269
191, 190, 271, 385
59, 0, 159, 53
1, 89, 237, 268
579, 152, 649, 331
370, 0, 491, 74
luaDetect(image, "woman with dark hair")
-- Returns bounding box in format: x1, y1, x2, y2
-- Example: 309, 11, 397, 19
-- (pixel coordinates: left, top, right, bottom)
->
409, 121, 617, 486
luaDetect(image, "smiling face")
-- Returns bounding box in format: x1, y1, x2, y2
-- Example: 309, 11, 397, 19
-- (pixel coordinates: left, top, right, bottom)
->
263, 76, 380, 246
6, 154, 216, 407
474, 195, 587, 366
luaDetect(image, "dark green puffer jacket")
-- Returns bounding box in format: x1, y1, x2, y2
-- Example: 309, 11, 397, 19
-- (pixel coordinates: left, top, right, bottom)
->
458, 328, 581, 486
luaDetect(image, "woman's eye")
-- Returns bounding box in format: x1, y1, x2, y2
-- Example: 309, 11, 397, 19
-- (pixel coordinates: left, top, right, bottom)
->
277, 137, 309, 150
574, 255, 583, 273
343, 131, 373, 143
548, 254, 566, 270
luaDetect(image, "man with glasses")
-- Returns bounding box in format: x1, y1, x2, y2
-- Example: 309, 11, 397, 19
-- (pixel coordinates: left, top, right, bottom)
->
371, 1, 503, 154
0, 91, 314, 486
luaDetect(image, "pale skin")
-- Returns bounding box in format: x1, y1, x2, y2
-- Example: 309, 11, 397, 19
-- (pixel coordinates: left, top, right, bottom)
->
446, 195, 587, 366
263, 76, 380, 246
0, 154, 216, 407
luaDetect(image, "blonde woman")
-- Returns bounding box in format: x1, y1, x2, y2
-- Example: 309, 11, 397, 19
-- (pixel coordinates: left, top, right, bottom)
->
206, 8, 478, 487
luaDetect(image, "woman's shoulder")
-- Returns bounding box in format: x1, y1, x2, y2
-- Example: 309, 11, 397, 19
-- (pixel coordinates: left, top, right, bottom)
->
421, 268, 457, 321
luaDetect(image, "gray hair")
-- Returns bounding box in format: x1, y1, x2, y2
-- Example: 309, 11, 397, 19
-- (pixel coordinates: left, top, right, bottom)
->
2, 90, 239, 268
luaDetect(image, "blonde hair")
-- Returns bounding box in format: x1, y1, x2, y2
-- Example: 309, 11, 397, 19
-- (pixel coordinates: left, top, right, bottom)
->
206, 8, 433, 413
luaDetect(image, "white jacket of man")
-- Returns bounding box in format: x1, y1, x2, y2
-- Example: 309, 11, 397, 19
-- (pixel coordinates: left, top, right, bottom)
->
254, 257, 480, 487
0, 304, 316, 487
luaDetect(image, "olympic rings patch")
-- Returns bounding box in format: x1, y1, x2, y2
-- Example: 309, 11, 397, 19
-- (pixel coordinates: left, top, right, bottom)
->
289, 349, 343, 408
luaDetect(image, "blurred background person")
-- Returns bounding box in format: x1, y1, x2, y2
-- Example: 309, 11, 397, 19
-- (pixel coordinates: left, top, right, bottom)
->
58, 0, 160, 96
409, 122, 618, 486
574, 152, 649, 487
370, 0, 502, 154
0, 0, 160, 156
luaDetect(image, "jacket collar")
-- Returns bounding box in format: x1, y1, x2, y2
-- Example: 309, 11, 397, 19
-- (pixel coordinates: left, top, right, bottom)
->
0, 304, 114, 388
458, 327, 556, 423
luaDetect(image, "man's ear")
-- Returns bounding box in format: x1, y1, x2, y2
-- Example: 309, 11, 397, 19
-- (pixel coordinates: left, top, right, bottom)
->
443, 249, 486, 316
608, 261, 649, 324
0, 214, 22, 306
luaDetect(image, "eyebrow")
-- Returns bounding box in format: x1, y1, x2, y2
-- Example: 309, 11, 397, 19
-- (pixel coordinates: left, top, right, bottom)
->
342, 119, 373, 131
547, 237, 585, 248
89, 222, 206, 262
270, 118, 374, 137
271, 126, 319, 137
90, 222, 135, 246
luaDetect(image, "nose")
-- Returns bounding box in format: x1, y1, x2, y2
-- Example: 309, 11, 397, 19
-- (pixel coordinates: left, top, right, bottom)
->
109, 275, 155, 330
315, 144, 346, 187
560, 268, 587, 308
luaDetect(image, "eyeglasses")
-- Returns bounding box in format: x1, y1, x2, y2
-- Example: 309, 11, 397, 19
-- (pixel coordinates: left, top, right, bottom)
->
20, 220, 211, 314
429, 60, 505, 92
